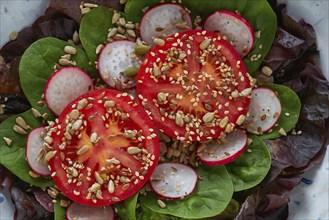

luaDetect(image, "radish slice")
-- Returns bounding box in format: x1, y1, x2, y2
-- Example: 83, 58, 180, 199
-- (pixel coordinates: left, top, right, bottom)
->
26, 126, 50, 176
198, 129, 248, 166
243, 87, 282, 134
44, 67, 94, 116
66, 202, 114, 220
150, 163, 197, 199
140, 3, 192, 46
203, 10, 254, 57
98, 40, 140, 90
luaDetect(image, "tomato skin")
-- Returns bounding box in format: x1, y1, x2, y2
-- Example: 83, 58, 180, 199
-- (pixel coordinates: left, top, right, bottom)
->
136, 30, 252, 142
46, 89, 160, 206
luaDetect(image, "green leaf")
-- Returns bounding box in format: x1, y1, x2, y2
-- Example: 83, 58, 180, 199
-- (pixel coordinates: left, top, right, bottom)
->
225, 135, 271, 191
216, 199, 240, 219
259, 83, 301, 140
79, 6, 114, 67
54, 200, 66, 220
19, 37, 95, 118
137, 205, 179, 220
0, 110, 53, 187
114, 193, 138, 220
124, 0, 277, 73
140, 165, 233, 219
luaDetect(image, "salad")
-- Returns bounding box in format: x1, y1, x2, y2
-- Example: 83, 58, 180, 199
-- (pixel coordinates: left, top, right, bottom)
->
0, 0, 328, 219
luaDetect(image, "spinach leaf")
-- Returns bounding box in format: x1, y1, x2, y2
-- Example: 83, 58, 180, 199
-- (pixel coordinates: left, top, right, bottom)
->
19, 37, 94, 119
140, 165, 233, 219
225, 135, 271, 191
259, 83, 301, 140
114, 193, 138, 220
54, 199, 66, 220
137, 205, 179, 220
79, 6, 114, 67
124, 0, 277, 73
0, 110, 53, 187
216, 199, 240, 219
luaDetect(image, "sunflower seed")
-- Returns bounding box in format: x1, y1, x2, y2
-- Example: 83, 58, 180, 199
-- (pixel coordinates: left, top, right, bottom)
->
29, 170, 40, 178
108, 180, 115, 193
72, 31, 79, 44
96, 44, 104, 55
64, 46, 76, 55
240, 88, 252, 97
69, 109, 80, 119
126, 29, 136, 38
200, 38, 211, 50
157, 199, 166, 208
154, 38, 165, 46
77, 145, 90, 155
16, 117, 28, 130
3, 137, 12, 146
236, 115, 246, 125
95, 172, 104, 185
127, 146, 141, 154
13, 125, 27, 134
45, 150, 57, 161
81, 7, 91, 14
44, 136, 53, 144
104, 100, 115, 108
106, 158, 120, 164
59, 58, 71, 66
60, 200, 70, 208
90, 132, 98, 144
261, 66, 273, 76
118, 17, 126, 26
112, 12, 120, 24
202, 112, 214, 123
84, 3, 98, 8
72, 119, 83, 130
219, 116, 229, 128
77, 98, 88, 109
108, 28, 118, 38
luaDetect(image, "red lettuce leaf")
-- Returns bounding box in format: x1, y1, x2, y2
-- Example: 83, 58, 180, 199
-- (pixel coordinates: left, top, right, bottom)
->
49, 0, 123, 23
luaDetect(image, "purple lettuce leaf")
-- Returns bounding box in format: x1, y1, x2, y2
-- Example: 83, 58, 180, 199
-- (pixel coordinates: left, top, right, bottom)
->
49, 0, 123, 23
237, 3, 329, 219
1, 165, 53, 220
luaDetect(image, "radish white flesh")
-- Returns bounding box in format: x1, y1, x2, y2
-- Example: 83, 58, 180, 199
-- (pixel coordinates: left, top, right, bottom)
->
243, 87, 282, 134
26, 126, 50, 176
198, 129, 248, 166
66, 202, 114, 220
203, 10, 254, 57
140, 3, 192, 46
44, 67, 94, 116
150, 163, 197, 199
98, 40, 140, 90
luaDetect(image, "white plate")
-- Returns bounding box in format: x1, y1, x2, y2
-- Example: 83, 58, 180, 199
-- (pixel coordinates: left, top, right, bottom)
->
0, 1, 328, 219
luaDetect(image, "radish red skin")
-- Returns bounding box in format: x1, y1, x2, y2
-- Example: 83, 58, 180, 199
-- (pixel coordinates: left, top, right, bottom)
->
198, 129, 248, 166
243, 87, 282, 134
203, 10, 255, 57
139, 3, 192, 46
66, 202, 114, 220
26, 126, 50, 176
98, 40, 139, 90
149, 162, 198, 199
44, 67, 94, 116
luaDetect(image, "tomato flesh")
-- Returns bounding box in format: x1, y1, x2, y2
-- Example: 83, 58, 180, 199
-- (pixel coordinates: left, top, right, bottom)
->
136, 30, 252, 142
46, 89, 160, 206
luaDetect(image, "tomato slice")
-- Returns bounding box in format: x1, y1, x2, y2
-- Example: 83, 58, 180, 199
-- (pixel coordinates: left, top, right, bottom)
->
45, 89, 160, 206
136, 30, 252, 142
